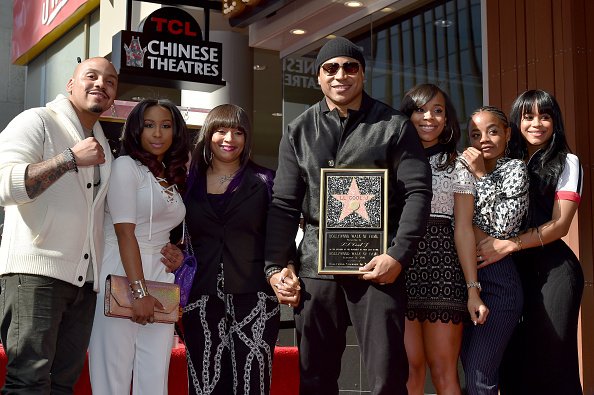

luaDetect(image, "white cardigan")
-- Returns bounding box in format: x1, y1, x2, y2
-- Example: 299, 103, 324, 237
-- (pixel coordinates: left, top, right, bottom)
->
0, 95, 112, 291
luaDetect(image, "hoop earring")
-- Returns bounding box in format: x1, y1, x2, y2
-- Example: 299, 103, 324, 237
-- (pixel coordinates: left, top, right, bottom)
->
203, 147, 213, 165
441, 127, 454, 145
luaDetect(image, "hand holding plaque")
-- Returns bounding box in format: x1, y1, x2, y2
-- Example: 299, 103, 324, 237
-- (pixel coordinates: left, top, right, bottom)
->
358, 253, 403, 284
318, 169, 388, 274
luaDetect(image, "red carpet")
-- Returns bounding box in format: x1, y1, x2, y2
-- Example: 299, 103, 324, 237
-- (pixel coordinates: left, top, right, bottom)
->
0, 343, 299, 394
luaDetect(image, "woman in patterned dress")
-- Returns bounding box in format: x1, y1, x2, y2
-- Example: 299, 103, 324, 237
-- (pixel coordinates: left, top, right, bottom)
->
458, 106, 529, 395
480, 91, 584, 395
89, 99, 189, 394
182, 104, 280, 395
400, 84, 488, 395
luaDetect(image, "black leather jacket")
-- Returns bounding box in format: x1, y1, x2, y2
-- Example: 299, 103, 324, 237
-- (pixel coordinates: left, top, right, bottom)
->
265, 92, 432, 278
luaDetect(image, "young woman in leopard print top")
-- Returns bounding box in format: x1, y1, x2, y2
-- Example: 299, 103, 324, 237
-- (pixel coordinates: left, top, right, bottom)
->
456, 106, 529, 395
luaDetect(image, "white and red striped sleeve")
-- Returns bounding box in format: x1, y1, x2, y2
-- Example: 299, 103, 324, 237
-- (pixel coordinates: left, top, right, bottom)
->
555, 153, 583, 203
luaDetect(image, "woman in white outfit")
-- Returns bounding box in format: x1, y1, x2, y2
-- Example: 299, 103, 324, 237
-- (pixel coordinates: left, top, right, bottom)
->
89, 98, 189, 394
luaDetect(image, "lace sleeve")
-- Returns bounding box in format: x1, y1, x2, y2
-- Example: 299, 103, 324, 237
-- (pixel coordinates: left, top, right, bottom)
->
453, 158, 475, 195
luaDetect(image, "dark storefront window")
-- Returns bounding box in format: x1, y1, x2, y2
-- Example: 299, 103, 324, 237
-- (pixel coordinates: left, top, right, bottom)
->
366, 0, 482, 125
282, 0, 482, 138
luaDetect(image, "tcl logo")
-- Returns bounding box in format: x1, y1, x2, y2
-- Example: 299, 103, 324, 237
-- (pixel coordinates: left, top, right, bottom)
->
42, 0, 68, 26
150, 17, 198, 37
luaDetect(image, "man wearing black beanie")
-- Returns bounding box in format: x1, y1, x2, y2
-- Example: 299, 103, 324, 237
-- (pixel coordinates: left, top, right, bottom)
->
265, 36, 432, 394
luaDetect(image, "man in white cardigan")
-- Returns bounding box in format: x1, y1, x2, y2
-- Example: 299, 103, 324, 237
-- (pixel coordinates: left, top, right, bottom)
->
0, 57, 118, 394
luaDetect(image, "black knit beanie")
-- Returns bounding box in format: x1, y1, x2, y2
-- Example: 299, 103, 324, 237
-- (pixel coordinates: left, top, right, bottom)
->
315, 37, 366, 72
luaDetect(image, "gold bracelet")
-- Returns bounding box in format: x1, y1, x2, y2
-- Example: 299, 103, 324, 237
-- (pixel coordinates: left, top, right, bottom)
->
535, 226, 544, 247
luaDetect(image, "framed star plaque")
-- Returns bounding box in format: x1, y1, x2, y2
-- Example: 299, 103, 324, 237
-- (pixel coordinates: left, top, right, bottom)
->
318, 168, 388, 274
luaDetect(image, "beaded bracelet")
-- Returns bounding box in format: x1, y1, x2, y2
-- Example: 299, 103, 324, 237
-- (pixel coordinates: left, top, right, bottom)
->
265, 266, 282, 283
62, 148, 78, 173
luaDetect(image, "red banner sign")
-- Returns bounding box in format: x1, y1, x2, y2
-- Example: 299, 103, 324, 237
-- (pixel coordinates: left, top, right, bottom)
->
12, 0, 95, 64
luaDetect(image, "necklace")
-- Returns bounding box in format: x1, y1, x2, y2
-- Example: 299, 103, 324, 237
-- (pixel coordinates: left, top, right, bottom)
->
218, 173, 235, 184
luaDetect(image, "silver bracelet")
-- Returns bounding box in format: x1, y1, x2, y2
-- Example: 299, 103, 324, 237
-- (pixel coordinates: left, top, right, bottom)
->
62, 148, 78, 173
265, 267, 282, 283
466, 281, 482, 291
129, 279, 149, 299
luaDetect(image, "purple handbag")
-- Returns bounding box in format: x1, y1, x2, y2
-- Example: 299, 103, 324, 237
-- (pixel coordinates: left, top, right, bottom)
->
174, 222, 197, 308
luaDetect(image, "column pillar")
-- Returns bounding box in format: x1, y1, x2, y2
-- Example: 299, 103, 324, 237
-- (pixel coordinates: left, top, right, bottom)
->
181, 31, 252, 119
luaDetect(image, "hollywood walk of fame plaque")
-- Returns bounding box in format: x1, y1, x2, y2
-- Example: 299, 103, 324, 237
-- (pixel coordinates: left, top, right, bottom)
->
318, 169, 388, 274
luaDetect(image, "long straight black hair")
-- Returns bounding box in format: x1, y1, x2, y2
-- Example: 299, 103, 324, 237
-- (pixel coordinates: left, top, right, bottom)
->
508, 89, 571, 187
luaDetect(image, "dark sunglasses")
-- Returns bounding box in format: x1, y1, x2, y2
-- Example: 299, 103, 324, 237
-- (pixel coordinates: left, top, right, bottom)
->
321, 61, 360, 76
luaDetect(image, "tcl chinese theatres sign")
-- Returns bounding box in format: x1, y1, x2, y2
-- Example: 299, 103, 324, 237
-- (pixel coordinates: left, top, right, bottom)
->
12, 0, 97, 65
111, 7, 225, 91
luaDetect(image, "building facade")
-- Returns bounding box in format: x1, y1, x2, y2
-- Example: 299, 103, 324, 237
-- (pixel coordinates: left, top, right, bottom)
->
5, 0, 593, 393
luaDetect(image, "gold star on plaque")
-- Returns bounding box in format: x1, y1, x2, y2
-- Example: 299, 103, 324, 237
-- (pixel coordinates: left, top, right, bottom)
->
332, 177, 375, 221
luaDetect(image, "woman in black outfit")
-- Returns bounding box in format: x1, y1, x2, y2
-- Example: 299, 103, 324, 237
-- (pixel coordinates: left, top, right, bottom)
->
477, 90, 584, 394
181, 104, 280, 395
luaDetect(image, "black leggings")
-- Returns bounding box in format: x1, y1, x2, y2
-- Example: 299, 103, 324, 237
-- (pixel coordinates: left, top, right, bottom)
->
499, 240, 584, 395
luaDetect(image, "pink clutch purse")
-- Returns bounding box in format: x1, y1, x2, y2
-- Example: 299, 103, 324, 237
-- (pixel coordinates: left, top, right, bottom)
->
104, 274, 180, 324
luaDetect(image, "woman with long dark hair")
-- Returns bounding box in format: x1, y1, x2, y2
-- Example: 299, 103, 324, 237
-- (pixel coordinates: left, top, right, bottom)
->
400, 84, 488, 395
89, 99, 189, 394
181, 104, 283, 395
478, 90, 584, 394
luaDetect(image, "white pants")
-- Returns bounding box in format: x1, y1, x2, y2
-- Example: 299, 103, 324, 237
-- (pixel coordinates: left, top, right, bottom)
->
88, 245, 175, 395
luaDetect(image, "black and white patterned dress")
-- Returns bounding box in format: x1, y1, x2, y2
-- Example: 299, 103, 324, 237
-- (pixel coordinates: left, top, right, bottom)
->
405, 146, 468, 324
182, 261, 280, 395
181, 168, 281, 395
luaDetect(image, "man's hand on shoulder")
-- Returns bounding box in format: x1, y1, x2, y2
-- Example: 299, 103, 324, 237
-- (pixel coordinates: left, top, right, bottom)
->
359, 254, 402, 284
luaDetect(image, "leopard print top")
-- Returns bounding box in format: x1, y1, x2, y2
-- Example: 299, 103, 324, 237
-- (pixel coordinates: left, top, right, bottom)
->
457, 157, 529, 238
